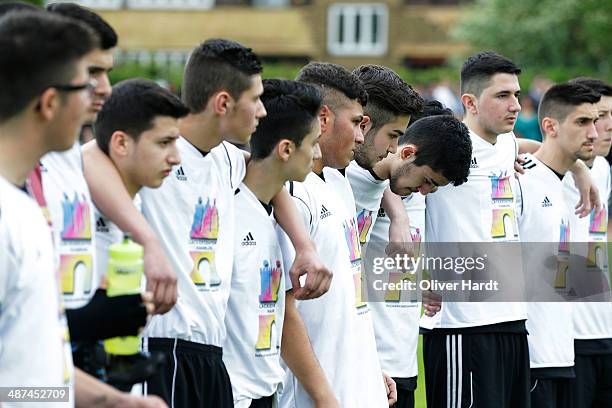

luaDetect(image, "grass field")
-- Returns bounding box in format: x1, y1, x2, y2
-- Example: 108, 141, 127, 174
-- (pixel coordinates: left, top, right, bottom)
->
415, 335, 426, 407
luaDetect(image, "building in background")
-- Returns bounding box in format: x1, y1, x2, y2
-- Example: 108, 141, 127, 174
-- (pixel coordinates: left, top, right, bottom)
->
69, 0, 470, 70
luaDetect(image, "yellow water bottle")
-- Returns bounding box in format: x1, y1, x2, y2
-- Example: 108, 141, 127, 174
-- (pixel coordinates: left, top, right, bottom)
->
104, 234, 144, 355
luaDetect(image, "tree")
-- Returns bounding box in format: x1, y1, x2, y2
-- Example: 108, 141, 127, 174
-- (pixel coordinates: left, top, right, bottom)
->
453, 0, 612, 74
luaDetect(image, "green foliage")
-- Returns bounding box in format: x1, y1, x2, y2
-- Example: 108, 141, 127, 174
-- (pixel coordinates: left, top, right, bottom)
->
21, 0, 44, 6
453, 0, 612, 74
109, 62, 463, 90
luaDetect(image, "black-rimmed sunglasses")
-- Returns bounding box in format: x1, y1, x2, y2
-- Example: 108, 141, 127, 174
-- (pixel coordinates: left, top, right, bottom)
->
51, 79, 98, 93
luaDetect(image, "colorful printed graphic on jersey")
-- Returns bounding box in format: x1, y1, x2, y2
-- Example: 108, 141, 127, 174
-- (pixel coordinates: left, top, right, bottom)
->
190, 250, 220, 287
589, 207, 607, 235
555, 258, 569, 289
343, 218, 362, 262
491, 209, 518, 239
60, 254, 93, 295
190, 197, 219, 240
490, 174, 514, 200
60, 192, 92, 240
587, 241, 607, 269
490, 173, 518, 241
357, 209, 374, 244
353, 271, 368, 309
559, 220, 570, 254
259, 260, 282, 303
384, 271, 417, 303
256, 315, 278, 351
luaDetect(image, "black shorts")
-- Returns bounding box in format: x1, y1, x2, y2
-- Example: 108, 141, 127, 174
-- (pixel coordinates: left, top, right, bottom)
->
393, 376, 416, 408
249, 394, 274, 408
423, 330, 530, 408
567, 352, 612, 408
143, 338, 233, 408
530, 377, 572, 408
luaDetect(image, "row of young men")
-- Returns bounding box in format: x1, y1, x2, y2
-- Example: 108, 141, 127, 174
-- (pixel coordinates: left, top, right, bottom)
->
1, 4, 611, 408
0, 3, 467, 408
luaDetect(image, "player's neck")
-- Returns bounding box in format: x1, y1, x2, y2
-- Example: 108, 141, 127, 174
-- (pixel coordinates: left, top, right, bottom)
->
534, 143, 574, 175
110, 155, 140, 199
0, 120, 46, 186
583, 157, 596, 168
372, 156, 391, 180
243, 159, 285, 205
313, 158, 324, 175
464, 115, 498, 145
179, 112, 223, 153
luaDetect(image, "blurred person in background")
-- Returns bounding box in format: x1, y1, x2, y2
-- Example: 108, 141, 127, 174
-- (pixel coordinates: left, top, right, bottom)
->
514, 95, 542, 141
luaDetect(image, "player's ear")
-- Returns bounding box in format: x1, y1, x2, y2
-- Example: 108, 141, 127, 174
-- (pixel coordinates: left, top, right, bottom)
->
277, 139, 293, 162
109, 130, 132, 157
400, 144, 417, 160
319, 105, 332, 133
211, 91, 232, 116
461, 93, 478, 116
37, 88, 60, 121
541, 117, 556, 138
360, 115, 372, 134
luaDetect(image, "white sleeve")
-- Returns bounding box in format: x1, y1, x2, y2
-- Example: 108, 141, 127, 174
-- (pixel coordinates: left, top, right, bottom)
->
515, 177, 524, 221
286, 181, 315, 235
276, 225, 296, 291
221, 142, 247, 190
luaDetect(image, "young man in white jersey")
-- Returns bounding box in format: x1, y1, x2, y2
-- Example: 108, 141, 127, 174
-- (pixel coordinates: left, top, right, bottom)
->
41, 4, 165, 383
356, 101, 468, 408
89, 79, 187, 389
279, 61, 395, 407
0, 11, 165, 408
563, 78, 612, 408
83, 40, 332, 408
419, 51, 531, 408
48, 2, 178, 317
517, 82, 600, 408
224, 79, 337, 408
346, 64, 423, 250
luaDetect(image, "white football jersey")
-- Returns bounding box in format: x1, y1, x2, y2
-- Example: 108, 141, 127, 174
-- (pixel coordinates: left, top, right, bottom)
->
279, 171, 388, 408
42, 143, 97, 309
421, 131, 526, 329
345, 161, 389, 245
0, 177, 74, 407
517, 153, 574, 369
563, 156, 612, 340
223, 184, 286, 405
348, 161, 423, 378
142, 138, 245, 347
369, 194, 423, 378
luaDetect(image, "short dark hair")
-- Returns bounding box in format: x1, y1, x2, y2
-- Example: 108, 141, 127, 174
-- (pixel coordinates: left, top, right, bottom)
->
95, 79, 189, 155
0, 1, 38, 16
250, 79, 322, 160
400, 115, 472, 186
460, 51, 522, 96
47, 3, 117, 50
182, 38, 263, 113
538, 82, 601, 126
569, 77, 612, 97
0, 11, 98, 122
408, 99, 453, 127
353, 64, 424, 131
296, 62, 368, 111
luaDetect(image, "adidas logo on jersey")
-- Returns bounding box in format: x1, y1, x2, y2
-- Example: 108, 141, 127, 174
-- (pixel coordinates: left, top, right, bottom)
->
542, 196, 553, 207
470, 157, 479, 168
96, 217, 109, 233
241, 232, 256, 246
175, 166, 187, 181
320, 205, 332, 219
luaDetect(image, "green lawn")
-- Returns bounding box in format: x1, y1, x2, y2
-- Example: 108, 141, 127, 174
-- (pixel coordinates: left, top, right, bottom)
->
415, 335, 426, 407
